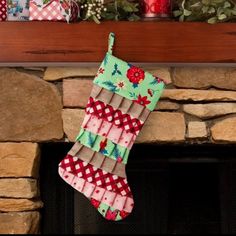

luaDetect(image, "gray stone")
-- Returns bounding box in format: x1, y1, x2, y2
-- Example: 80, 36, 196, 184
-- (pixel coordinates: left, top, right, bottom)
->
187, 121, 208, 139
63, 79, 93, 107
136, 112, 186, 143
0, 68, 63, 141
0, 199, 43, 212
0, 142, 39, 177
183, 103, 236, 119
162, 89, 236, 102
0, 178, 38, 198
156, 100, 180, 110
0, 211, 40, 234
62, 109, 85, 141
44, 67, 98, 81
211, 117, 236, 142
145, 67, 172, 84
173, 67, 236, 90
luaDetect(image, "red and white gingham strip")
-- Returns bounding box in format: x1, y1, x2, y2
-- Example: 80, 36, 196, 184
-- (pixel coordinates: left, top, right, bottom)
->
59, 154, 132, 197
86, 97, 143, 135
0, 0, 7, 21
29, 0, 65, 21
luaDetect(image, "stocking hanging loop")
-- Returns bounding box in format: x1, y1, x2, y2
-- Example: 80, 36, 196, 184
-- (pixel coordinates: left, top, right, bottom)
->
108, 32, 115, 55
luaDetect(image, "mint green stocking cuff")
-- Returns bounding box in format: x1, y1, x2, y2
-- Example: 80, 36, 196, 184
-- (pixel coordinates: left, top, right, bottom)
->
93, 33, 165, 111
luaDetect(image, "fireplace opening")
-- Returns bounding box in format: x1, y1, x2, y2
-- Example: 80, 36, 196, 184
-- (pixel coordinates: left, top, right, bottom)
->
40, 143, 236, 234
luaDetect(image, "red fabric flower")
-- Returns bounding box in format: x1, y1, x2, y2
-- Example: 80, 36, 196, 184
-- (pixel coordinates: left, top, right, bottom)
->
120, 210, 129, 219
155, 76, 165, 84
91, 198, 100, 209
99, 68, 105, 74
133, 95, 151, 106
105, 209, 118, 221
95, 67, 105, 77
127, 66, 145, 87
116, 81, 125, 89
117, 157, 123, 163
99, 139, 107, 151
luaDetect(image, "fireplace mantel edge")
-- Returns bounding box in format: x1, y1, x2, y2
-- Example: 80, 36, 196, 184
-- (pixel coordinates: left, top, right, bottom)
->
0, 21, 236, 65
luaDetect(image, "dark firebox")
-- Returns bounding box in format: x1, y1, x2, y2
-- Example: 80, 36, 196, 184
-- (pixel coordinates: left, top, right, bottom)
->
40, 143, 236, 234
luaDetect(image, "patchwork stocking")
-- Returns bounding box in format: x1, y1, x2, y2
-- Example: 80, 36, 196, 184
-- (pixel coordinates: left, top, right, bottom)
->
58, 33, 165, 221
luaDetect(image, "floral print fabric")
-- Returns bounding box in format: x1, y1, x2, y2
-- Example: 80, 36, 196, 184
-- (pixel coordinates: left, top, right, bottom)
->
93, 52, 165, 111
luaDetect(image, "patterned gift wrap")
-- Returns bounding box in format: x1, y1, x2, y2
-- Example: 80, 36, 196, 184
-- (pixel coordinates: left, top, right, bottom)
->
0, 0, 7, 21
29, 0, 79, 22
7, 0, 30, 21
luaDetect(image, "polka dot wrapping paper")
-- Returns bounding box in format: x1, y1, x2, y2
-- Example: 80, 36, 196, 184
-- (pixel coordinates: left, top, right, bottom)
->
0, 0, 7, 21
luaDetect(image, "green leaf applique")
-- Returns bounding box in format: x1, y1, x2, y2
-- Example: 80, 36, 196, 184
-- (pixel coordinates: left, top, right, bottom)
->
102, 81, 118, 92
112, 63, 122, 76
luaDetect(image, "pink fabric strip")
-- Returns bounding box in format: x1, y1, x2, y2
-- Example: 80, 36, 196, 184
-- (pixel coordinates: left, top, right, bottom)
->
82, 113, 136, 149
86, 97, 144, 136
58, 167, 134, 213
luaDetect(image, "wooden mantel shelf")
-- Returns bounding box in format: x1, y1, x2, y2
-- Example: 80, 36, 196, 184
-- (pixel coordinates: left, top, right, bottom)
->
0, 21, 236, 64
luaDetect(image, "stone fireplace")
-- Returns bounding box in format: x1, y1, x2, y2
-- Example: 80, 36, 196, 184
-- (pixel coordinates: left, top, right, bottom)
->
1, 66, 236, 234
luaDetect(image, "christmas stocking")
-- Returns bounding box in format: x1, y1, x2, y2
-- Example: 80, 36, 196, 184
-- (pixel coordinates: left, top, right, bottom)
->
58, 33, 165, 221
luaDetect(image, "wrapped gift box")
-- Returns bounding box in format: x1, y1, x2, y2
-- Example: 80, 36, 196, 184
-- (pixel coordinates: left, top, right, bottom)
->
29, 0, 79, 22
7, 0, 30, 21
0, 0, 7, 21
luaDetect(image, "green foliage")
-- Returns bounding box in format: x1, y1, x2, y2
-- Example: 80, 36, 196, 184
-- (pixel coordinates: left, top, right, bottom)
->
173, 0, 236, 23
101, 0, 140, 21
43, 0, 51, 4
79, 0, 105, 23
79, 0, 140, 22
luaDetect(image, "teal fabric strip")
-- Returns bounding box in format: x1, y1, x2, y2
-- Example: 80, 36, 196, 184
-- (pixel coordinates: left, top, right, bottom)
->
108, 32, 115, 54
76, 128, 129, 164
115, 211, 122, 221
93, 52, 165, 111
97, 202, 110, 218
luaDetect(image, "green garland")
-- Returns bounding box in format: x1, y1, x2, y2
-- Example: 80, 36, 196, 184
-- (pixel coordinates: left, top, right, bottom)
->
79, 0, 140, 23
78, 0, 236, 24
173, 0, 236, 23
